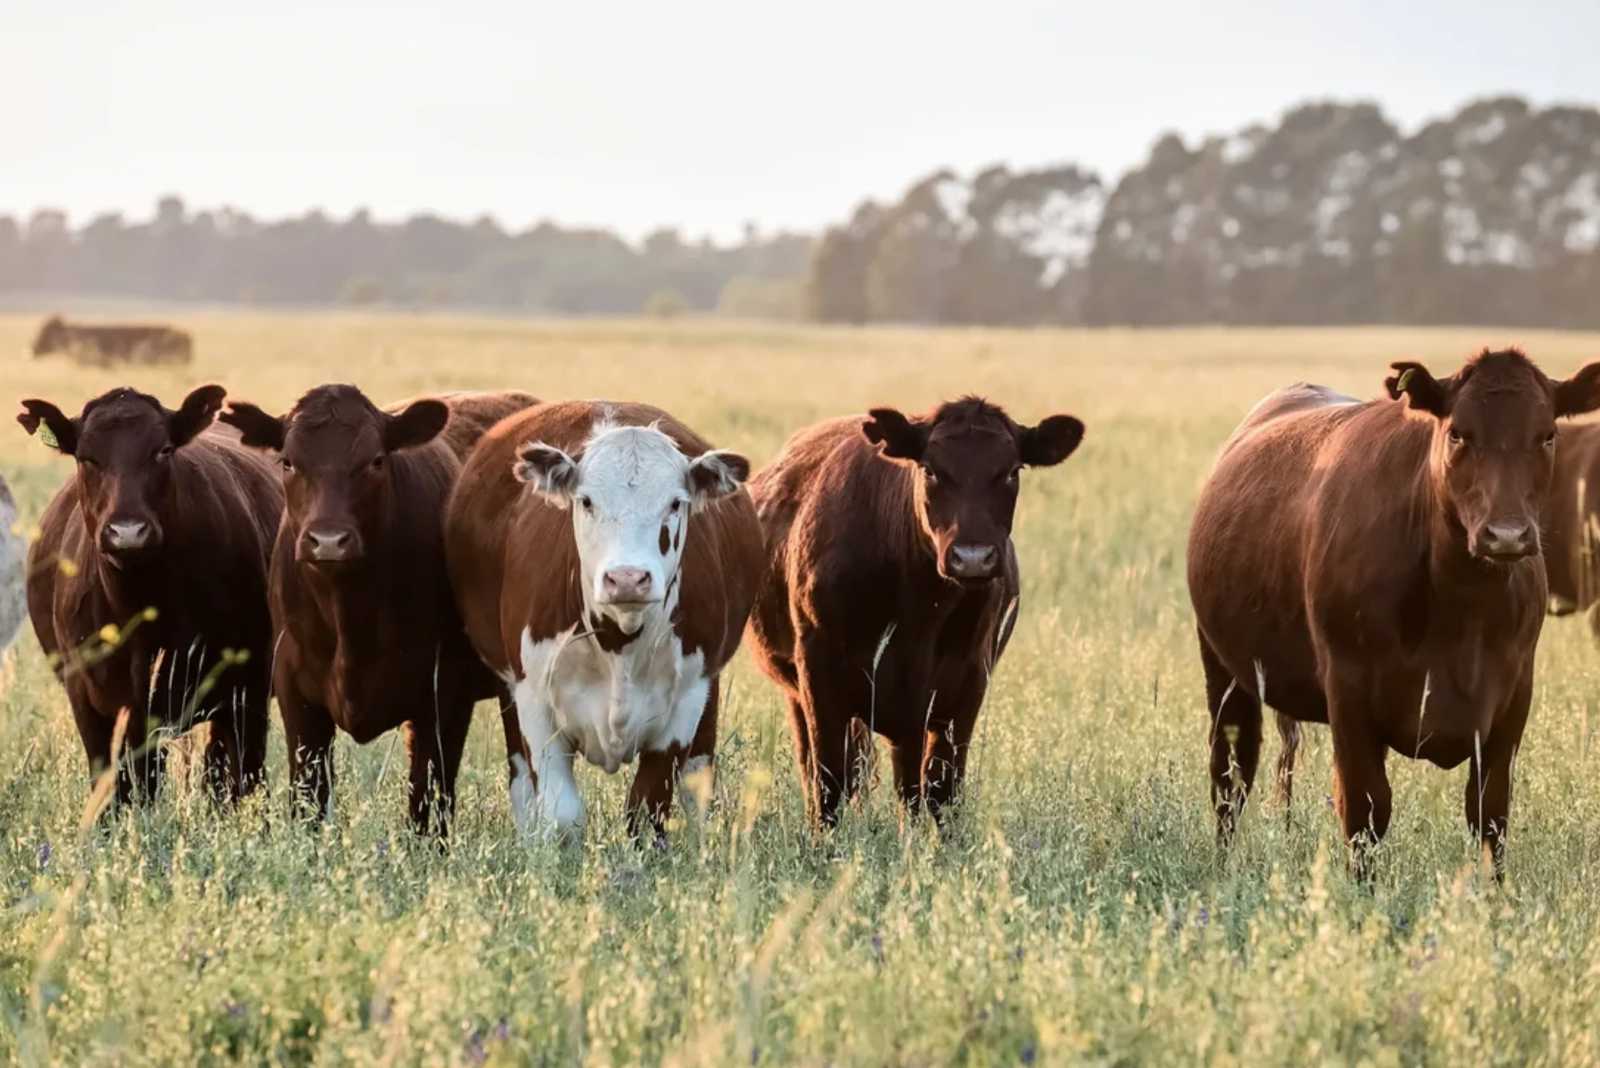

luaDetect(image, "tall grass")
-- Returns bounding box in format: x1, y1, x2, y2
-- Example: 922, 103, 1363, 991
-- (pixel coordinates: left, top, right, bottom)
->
3, 315, 1600, 1064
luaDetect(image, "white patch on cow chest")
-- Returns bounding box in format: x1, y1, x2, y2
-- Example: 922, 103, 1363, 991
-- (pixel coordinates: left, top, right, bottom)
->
509, 614, 708, 838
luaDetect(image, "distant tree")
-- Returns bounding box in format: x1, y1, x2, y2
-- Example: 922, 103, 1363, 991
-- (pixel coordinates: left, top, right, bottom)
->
644, 288, 689, 318
716, 275, 805, 320
339, 275, 385, 305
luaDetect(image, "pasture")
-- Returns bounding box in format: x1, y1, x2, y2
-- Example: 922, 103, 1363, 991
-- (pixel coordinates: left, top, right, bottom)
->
3, 314, 1600, 1065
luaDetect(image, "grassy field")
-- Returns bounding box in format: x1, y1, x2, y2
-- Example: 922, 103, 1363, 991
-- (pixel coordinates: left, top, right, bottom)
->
4, 314, 1600, 1065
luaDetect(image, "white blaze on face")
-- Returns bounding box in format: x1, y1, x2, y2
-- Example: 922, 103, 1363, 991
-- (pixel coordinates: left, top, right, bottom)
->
514, 421, 749, 632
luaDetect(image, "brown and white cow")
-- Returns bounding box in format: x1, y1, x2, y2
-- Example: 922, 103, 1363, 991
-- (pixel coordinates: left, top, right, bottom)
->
746, 397, 1084, 827
446, 401, 764, 842
221, 386, 537, 834
1188, 349, 1600, 878
20, 386, 281, 803
33, 315, 193, 365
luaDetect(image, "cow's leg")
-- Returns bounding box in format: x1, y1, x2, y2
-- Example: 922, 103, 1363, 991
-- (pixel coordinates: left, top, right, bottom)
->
205, 677, 268, 804
68, 686, 116, 799
1326, 673, 1391, 882
406, 701, 473, 837
512, 670, 583, 842
281, 688, 336, 824
794, 634, 864, 828
499, 688, 530, 789
627, 675, 721, 845
919, 667, 987, 823
887, 732, 925, 812
1200, 630, 1262, 845
783, 695, 813, 807
842, 718, 876, 806
204, 686, 244, 804
1274, 713, 1301, 817
1466, 670, 1532, 883
119, 705, 166, 804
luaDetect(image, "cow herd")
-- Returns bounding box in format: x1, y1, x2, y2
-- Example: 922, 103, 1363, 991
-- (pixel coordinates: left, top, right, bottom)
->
12, 344, 1600, 877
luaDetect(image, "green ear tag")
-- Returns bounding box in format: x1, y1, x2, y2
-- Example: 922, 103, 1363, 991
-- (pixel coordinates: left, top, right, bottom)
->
38, 424, 58, 450
1395, 368, 1415, 393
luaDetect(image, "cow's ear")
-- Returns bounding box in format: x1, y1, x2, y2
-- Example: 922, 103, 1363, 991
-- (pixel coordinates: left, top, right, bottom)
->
513, 442, 579, 505
168, 384, 227, 447
1385, 361, 1454, 417
218, 401, 286, 451
687, 449, 749, 507
1554, 362, 1600, 418
1019, 414, 1084, 467
862, 407, 927, 460
17, 399, 79, 455
383, 399, 449, 452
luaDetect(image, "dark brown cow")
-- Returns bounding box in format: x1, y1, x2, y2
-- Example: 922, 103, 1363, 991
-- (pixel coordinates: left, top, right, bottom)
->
1541, 421, 1600, 631
220, 386, 537, 834
33, 315, 193, 365
447, 401, 763, 843
1188, 349, 1600, 878
746, 397, 1083, 827
19, 386, 281, 803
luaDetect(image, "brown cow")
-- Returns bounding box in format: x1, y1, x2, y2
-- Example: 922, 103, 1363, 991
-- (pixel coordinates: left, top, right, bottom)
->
446, 401, 763, 843
746, 397, 1084, 828
1188, 349, 1600, 878
1541, 421, 1600, 632
33, 315, 193, 365
19, 386, 281, 803
220, 386, 537, 835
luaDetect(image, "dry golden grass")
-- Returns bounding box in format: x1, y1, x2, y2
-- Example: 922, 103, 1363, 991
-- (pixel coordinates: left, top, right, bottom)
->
3, 313, 1600, 1065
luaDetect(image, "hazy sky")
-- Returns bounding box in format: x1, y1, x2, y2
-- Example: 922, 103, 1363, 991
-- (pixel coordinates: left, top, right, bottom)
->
6, 1, 1597, 242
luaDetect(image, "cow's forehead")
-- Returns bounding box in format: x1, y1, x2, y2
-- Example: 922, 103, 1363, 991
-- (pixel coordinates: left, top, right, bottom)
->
286, 408, 383, 458
80, 398, 165, 444
578, 425, 688, 496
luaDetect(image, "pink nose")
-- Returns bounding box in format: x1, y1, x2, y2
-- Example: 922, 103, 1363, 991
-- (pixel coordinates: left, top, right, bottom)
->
601, 567, 653, 603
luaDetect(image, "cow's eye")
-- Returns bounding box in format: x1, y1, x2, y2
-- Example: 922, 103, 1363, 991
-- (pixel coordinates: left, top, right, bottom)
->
921, 464, 938, 484
1447, 428, 1465, 447
371, 455, 385, 471
669, 499, 683, 515
156, 444, 174, 462
1004, 466, 1021, 485
281, 458, 295, 473
1544, 430, 1557, 450
579, 495, 594, 512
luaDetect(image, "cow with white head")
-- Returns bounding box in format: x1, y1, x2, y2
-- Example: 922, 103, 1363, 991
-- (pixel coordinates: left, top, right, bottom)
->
446, 401, 765, 844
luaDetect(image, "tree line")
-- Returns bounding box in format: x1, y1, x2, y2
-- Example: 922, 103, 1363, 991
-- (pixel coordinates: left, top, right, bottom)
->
810, 96, 1600, 327
0, 201, 810, 317
6, 95, 1599, 326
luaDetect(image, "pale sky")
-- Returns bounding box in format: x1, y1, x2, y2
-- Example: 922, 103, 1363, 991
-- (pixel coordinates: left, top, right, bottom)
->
5, 1, 1596, 243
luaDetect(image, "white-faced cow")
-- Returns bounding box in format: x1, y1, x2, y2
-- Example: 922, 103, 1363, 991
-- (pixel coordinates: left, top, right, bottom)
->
447, 401, 764, 843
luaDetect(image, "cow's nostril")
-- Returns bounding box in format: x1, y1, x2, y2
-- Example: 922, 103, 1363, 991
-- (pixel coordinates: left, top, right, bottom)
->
602, 567, 653, 601
948, 543, 1000, 577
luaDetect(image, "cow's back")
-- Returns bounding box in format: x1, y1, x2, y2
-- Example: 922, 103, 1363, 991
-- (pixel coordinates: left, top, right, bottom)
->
745, 416, 864, 668
1188, 386, 1426, 716
431, 390, 540, 463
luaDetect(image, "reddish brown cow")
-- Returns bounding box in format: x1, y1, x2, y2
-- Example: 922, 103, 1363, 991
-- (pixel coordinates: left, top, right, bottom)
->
1188, 349, 1600, 877
20, 386, 281, 803
447, 401, 764, 843
33, 315, 193, 365
221, 386, 537, 834
1541, 421, 1600, 631
746, 397, 1084, 827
